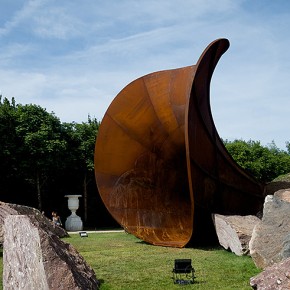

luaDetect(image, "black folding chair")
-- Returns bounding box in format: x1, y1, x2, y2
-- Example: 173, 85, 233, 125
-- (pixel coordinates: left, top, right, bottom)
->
172, 259, 195, 284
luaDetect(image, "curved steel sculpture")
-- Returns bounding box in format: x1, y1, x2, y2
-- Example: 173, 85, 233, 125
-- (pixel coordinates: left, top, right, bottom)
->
94, 38, 265, 247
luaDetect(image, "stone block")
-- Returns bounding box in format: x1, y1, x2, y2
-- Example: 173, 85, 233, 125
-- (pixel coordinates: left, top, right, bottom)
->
249, 195, 290, 269
212, 214, 260, 256
0, 201, 68, 245
3, 215, 99, 289
250, 257, 290, 289
274, 188, 290, 203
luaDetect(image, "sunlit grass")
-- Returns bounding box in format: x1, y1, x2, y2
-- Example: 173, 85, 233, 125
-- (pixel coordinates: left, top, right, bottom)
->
0, 232, 261, 290
64, 232, 261, 290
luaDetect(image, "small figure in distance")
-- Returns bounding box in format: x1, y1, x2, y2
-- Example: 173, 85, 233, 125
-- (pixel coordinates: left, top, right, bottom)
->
52, 211, 62, 227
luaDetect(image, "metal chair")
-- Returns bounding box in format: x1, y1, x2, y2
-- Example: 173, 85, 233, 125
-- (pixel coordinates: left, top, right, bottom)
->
172, 259, 195, 284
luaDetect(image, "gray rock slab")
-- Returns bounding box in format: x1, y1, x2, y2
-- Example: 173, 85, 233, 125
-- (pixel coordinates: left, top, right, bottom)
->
0, 201, 68, 245
212, 214, 260, 256
3, 215, 99, 290
249, 195, 290, 269
3, 215, 49, 290
274, 188, 290, 203
250, 256, 290, 289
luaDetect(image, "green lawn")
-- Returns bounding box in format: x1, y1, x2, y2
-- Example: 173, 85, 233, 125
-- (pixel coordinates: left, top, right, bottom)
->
0, 232, 261, 289
65, 232, 261, 290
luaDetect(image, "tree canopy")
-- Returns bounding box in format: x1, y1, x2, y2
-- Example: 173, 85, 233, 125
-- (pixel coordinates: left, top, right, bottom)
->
1, 96, 290, 227
223, 139, 290, 182
0, 96, 102, 225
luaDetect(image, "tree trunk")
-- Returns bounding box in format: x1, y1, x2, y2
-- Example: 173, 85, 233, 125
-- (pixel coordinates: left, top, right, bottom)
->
83, 173, 88, 222
36, 171, 42, 211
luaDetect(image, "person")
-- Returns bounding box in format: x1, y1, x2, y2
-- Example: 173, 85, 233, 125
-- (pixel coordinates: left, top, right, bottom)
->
52, 211, 62, 226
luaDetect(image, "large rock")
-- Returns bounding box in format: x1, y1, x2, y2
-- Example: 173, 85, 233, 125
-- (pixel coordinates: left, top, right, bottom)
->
3, 215, 99, 290
249, 195, 290, 269
250, 256, 290, 289
274, 188, 290, 203
0, 201, 68, 245
212, 214, 260, 256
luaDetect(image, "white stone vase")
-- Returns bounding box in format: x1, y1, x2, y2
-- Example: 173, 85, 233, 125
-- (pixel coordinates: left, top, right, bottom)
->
65, 195, 83, 231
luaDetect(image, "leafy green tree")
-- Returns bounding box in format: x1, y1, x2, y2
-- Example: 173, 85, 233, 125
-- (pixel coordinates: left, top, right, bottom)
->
286, 142, 290, 155
62, 116, 100, 221
224, 139, 290, 182
0, 97, 107, 226
0, 97, 18, 179
15, 104, 67, 210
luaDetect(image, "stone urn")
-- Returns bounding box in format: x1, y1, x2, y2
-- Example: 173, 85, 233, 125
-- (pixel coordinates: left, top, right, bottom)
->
65, 195, 83, 231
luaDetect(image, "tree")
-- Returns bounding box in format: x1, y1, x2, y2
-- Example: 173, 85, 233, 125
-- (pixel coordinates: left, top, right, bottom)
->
62, 116, 100, 222
0, 97, 18, 179
286, 141, 290, 155
15, 104, 67, 210
0, 96, 24, 205
224, 139, 290, 182
0, 97, 113, 227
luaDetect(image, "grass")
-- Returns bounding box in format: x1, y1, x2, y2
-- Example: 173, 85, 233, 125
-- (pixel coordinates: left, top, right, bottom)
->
65, 232, 261, 290
0, 232, 262, 289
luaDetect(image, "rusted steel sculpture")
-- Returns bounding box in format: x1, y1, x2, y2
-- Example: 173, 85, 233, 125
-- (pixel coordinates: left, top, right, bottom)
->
94, 38, 265, 247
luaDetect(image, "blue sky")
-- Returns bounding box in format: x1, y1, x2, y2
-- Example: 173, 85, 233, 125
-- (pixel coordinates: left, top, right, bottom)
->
0, 0, 290, 149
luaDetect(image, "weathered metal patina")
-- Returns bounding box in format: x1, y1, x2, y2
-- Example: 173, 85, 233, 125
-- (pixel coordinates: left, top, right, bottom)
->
94, 38, 265, 247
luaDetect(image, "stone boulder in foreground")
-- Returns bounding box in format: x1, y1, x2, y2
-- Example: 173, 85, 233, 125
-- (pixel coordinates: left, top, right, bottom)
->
0, 201, 68, 245
212, 214, 260, 256
3, 215, 99, 290
250, 257, 290, 289
249, 195, 290, 269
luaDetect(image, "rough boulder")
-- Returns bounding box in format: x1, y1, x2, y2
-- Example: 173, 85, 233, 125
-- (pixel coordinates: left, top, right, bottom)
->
250, 257, 290, 289
212, 214, 260, 256
274, 188, 290, 203
3, 215, 99, 290
249, 195, 290, 269
0, 201, 68, 245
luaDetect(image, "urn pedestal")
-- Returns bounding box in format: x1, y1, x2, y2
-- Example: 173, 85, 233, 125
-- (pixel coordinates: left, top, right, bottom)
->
65, 195, 83, 231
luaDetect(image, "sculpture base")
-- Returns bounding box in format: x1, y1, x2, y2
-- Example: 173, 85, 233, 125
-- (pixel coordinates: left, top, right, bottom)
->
65, 215, 83, 231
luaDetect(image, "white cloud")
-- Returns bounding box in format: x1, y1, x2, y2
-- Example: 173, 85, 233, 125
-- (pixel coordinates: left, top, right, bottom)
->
1, 0, 290, 149
33, 11, 81, 39
0, 0, 46, 36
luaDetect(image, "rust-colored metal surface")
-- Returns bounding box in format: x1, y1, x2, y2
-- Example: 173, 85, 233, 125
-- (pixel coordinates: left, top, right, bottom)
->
94, 38, 265, 247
